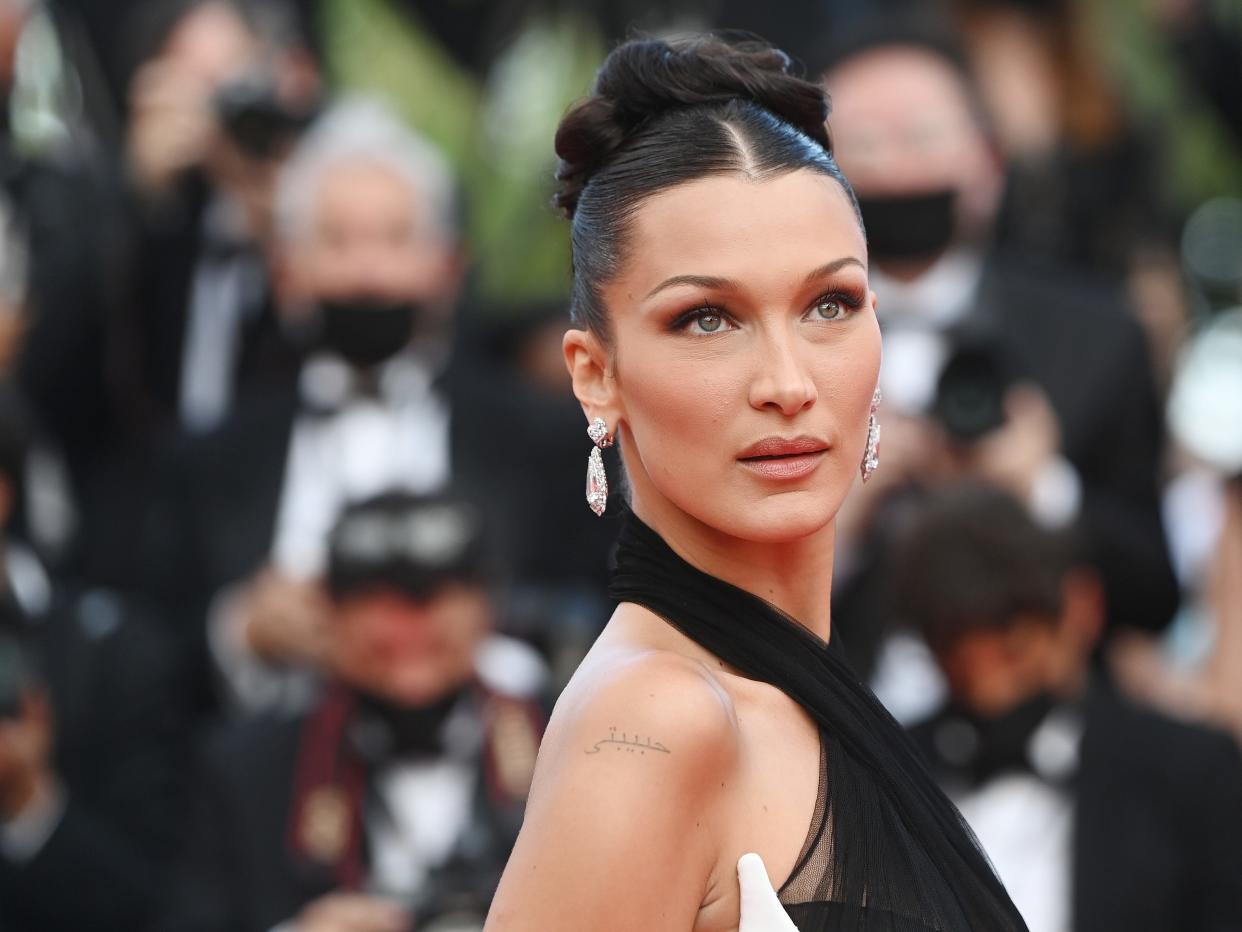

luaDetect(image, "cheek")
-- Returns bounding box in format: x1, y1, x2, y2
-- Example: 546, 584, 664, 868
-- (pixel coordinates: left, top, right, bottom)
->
615, 313, 882, 527
617, 344, 742, 482
834, 319, 884, 434
337, 615, 427, 671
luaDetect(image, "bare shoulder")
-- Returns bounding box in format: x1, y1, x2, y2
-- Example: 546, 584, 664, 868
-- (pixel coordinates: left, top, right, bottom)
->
538, 648, 740, 777
485, 649, 741, 931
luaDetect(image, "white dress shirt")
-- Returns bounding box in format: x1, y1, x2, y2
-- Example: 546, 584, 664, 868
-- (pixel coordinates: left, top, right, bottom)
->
271, 352, 452, 581
210, 351, 452, 714
946, 708, 1085, 932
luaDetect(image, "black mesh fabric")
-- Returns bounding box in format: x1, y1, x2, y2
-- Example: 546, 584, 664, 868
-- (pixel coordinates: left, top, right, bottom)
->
607, 510, 1028, 932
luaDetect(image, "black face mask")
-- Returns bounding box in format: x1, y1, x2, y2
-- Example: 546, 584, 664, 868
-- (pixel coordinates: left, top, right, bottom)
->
348, 683, 469, 762
857, 189, 957, 263
317, 298, 420, 369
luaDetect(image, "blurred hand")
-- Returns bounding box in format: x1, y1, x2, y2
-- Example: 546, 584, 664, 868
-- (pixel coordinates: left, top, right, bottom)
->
738, 853, 800, 931
240, 568, 333, 668
835, 406, 940, 551
960, 383, 1061, 503
0, 692, 54, 822
294, 892, 410, 932
126, 59, 218, 198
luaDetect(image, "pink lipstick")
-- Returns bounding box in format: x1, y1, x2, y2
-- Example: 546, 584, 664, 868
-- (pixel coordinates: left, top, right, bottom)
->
737, 436, 829, 480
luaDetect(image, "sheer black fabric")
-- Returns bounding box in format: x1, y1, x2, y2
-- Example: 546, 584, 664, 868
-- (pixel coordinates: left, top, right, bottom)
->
607, 511, 1028, 932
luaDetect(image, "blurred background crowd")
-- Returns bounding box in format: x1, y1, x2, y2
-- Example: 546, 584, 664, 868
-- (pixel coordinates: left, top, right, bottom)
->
0, 0, 1239, 930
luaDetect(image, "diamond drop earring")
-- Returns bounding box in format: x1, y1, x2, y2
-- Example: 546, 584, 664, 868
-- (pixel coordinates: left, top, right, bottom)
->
861, 389, 881, 483
585, 417, 614, 516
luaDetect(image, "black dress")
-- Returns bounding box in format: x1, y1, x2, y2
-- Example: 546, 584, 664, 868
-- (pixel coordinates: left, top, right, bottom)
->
608, 511, 1027, 932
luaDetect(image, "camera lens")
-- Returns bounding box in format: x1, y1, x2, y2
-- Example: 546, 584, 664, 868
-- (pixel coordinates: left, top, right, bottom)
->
933, 342, 1013, 443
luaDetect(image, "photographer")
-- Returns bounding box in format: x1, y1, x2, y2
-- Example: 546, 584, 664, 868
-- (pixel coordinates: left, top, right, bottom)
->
162, 490, 547, 932
122, 0, 320, 435
0, 384, 186, 930
823, 17, 1178, 675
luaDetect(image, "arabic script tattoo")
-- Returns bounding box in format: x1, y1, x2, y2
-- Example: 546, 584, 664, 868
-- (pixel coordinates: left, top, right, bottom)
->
584, 725, 671, 755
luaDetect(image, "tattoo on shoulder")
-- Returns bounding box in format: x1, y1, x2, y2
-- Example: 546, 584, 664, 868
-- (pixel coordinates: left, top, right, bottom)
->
584, 725, 671, 756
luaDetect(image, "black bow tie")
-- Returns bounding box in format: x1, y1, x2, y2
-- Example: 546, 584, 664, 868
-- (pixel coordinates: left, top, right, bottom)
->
926, 693, 1081, 790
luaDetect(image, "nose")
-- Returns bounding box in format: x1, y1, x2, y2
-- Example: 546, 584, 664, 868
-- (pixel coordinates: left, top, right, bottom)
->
748, 328, 817, 416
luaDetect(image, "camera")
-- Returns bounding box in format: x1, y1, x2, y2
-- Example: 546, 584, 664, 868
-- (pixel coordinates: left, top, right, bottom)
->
930, 329, 1018, 445
213, 71, 317, 159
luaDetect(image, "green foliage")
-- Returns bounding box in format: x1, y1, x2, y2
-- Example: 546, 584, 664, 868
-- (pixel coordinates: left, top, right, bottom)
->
321, 0, 606, 309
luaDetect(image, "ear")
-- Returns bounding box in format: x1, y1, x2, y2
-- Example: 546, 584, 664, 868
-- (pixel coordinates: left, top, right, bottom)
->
563, 328, 621, 429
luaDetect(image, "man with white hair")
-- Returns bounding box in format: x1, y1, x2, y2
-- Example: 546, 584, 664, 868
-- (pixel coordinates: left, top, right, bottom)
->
141, 96, 521, 720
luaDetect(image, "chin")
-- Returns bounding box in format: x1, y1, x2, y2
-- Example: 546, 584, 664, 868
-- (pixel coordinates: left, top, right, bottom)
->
684, 484, 844, 544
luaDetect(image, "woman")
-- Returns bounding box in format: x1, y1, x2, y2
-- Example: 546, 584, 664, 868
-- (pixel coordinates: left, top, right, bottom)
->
485, 35, 1027, 932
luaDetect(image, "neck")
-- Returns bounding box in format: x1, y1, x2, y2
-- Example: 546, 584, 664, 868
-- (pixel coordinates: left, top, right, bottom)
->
630, 493, 836, 643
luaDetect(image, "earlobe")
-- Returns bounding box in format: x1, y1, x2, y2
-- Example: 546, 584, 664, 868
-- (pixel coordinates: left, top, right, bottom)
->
563, 328, 620, 424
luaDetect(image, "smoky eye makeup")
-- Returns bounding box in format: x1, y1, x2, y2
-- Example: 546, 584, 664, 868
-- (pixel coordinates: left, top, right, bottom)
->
805, 287, 867, 318
666, 302, 736, 334
665, 286, 867, 334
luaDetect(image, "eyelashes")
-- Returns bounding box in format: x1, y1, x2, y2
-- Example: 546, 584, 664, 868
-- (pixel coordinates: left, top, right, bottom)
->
668, 289, 867, 334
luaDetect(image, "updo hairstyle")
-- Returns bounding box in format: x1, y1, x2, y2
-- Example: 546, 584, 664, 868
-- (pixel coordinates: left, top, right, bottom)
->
554, 35, 860, 342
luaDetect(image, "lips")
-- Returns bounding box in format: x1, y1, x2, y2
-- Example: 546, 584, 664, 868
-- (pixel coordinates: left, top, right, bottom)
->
737, 436, 829, 460
737, 436, 830, 481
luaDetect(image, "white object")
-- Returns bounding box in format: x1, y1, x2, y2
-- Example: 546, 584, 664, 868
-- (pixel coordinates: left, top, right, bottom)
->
737, 852, 800, 931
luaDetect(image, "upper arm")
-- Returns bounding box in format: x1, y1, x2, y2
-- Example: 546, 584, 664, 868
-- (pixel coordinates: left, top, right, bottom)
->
485, 653, 739, 931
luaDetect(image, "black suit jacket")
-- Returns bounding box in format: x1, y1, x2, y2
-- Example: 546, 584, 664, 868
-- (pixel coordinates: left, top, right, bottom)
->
159, 685, 534, 932
119, 175, 299, 434
141, 351, 526, 605
138, 346, 606, 716
910, 683, 1242, 932
1071, 687, 1242, 932
0, 588, 189, 932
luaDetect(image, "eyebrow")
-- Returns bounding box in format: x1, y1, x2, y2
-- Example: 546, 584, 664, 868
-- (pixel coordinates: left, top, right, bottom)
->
643, 256, 866, 300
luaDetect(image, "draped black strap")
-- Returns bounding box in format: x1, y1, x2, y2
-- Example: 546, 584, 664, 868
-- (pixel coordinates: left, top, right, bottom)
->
608, 510, 1028, 932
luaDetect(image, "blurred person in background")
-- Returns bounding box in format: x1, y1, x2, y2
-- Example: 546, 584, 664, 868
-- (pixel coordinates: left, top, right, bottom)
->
897, 483, 1242, 932
120, 0, 320, 437
951, 0, 1171, 282
820, 14, 1178, 682
0, 384, 187, 931
1113, 307, 1242, 744
162, 490, 546, 932
140, 97, 526, 721
0, 191, 76, 570
1157, 0, 1242, 148
0, 0, 133, 583
949, 0, 1190, 398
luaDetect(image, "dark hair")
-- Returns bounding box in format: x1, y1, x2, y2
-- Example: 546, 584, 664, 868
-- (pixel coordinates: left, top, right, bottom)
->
553, 35, 859, 341
894, 483, 1070, 648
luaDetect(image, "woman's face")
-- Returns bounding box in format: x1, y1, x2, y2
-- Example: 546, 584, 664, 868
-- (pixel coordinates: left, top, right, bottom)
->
571, 168, 881, 544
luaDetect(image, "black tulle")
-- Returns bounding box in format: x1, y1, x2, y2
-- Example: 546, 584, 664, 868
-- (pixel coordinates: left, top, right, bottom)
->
607, 510, 1028, 932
